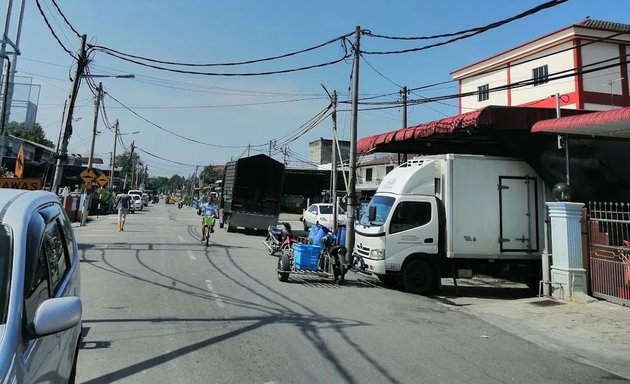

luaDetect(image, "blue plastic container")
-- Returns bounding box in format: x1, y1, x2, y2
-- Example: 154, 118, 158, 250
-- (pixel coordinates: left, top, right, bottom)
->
307, 224, 319, 240
311, 225, 330, 247
336, 226, 346, 247
293, 243, 321, 270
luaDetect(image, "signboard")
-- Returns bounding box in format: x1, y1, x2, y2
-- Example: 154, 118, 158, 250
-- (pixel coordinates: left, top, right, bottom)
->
80, 168, 96, 183
15, 145, 24, 178
96, 174, 109, 187
0, 177, 42, 190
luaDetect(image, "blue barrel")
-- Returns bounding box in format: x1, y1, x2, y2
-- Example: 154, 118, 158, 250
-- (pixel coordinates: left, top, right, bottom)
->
308, 224, 319, 240
336, 226, 346, 247
311, 224, 329, 246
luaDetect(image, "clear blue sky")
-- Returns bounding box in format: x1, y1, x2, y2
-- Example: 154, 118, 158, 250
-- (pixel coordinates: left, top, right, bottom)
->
11, 0, 630, 177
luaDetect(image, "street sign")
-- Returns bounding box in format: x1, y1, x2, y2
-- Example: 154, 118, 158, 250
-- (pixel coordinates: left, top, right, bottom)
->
80, 168, 96, 183
96, 174, 109, 187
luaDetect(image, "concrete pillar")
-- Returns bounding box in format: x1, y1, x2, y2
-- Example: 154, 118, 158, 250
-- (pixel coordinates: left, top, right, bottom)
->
547, 201, 588, 300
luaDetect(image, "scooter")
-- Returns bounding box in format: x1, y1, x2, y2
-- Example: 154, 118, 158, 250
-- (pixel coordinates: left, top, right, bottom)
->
263, 222, 308, 256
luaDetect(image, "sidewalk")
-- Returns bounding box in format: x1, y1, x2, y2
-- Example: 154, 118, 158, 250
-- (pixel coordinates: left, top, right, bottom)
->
436, 278, 630, 379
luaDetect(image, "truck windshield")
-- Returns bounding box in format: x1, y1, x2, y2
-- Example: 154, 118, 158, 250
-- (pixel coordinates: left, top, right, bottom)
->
359, 195, 395, 227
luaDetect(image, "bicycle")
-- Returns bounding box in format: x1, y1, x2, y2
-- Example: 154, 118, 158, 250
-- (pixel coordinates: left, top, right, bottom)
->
202, 216, 216, 247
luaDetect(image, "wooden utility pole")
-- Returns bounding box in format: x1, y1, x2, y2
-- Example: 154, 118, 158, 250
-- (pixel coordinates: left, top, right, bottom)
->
51, 34, 87, 193
401, 86, 409, 163
87, 82, 102, 170
331, 90, 338, 233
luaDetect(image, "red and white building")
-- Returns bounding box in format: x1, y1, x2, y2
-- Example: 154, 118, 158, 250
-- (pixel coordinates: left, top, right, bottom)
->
451, 19, 630, 113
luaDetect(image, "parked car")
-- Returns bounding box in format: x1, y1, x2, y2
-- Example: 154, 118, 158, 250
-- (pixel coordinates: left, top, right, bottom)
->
142, 193, 149, 206
129, 193, 143, 212
0, 189, 82, 383
302, 203, 347, 230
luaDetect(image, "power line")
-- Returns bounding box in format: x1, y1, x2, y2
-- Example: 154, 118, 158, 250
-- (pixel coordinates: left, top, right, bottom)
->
50, 0, 82, 38
135, 146, 201, 167
104, 91, 269, 149
361, 0, 567, 54
34, 0, 76, 59
88, 31, 354, 67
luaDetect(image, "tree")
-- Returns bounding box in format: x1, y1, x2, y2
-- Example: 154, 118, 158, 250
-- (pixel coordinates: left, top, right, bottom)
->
6, 121, 55, 148
114, 150, 144, 189
200, 165, 223, 185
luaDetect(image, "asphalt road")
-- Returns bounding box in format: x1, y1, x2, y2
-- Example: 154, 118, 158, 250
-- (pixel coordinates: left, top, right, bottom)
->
73, 203, 630, 384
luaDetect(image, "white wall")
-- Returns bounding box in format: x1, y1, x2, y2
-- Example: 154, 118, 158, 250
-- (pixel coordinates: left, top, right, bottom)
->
510, 42, 576, 106
460, 68, 508, 111
581, 42, 624, 94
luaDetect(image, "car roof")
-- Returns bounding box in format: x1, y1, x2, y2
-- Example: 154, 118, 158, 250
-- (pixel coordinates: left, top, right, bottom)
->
0, 190, 60, 225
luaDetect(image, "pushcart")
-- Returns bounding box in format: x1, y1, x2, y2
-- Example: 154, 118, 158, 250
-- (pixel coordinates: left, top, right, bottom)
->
276, 241, 347, 285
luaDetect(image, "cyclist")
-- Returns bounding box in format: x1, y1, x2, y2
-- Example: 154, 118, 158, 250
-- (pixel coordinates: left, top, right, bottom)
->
201, 196, 218, 242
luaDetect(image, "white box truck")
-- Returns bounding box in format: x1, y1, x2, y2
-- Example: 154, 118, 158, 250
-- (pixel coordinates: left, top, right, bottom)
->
354, 154, 546, 294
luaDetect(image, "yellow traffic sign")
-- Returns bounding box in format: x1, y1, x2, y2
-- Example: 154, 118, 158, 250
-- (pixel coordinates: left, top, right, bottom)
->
96, 174, 109, 187
80, 168, 96, 183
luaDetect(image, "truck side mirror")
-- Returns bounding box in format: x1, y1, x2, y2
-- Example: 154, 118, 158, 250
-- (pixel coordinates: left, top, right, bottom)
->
368, 206, 376, 222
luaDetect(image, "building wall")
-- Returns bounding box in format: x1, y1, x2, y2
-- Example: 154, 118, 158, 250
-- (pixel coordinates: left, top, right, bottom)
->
460, 68, 509, 110
308, 138, 350, 165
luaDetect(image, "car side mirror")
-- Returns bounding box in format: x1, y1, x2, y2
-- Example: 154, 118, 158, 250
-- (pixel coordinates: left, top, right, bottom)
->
30, 297, 82, 339
368, 206, 376, 222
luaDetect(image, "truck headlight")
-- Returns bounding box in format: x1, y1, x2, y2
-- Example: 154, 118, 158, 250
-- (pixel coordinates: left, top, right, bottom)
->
370, 249, 385, 260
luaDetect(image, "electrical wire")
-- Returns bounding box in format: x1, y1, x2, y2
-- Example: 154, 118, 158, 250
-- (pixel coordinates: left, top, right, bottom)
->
135, 146, 201, 167
92, 46, 352, 77
104, 91, 269, 149
364, 0, 566, 41
362, 0, 567, 54
50, 0, 82, 38
34, 0, 76, 59
88, 31, 354, 67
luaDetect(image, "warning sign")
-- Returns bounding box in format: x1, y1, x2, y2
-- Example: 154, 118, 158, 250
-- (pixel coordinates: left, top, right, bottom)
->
0, 177, 42, 190
80, 168, 96, 183
96, 174, 109, 187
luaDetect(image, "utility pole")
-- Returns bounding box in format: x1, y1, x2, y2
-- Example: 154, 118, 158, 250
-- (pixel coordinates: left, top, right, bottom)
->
51, 34, 88, 193
0, 57, 11, 166
331, 90, 338, 233
109, 119, 119, 192
80, 81, 102, 227
126, 140, 135, 192
346, 26, 361, 267
401, 86, 409, 163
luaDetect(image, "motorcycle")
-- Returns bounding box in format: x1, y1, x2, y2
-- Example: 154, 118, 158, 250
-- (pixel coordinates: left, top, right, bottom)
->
263, 222, 308, 256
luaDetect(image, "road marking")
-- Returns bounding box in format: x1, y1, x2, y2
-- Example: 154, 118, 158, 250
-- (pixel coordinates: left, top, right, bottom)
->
205, 279, 224, 308
178, 236, 185, 242
188, 250, 197, 261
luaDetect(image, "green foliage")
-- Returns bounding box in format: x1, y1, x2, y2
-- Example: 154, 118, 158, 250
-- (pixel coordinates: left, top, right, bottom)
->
200, 165, 223, 184
6, 121, 55, 148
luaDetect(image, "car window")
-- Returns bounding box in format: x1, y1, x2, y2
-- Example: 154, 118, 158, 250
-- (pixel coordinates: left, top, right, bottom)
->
0, 225, 12, 324
43, 220, 69, 294
389, 201, 432, 234
308, 206, 318, 214
319, 205, 333, 214
57, 209, 76, 264
24, 239, 50, 324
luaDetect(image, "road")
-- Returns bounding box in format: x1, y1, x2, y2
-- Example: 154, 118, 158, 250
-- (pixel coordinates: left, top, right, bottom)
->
74, 203, 629, 384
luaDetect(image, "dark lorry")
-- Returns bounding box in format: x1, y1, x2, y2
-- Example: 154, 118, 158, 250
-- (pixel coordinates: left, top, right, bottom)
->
219, 154, 285, 232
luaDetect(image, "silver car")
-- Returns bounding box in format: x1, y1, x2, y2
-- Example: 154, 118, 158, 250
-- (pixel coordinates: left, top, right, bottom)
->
0, 190, 82, 383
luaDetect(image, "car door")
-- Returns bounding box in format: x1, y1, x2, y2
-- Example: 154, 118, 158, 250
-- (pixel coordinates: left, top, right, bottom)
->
23, 205, 76, 383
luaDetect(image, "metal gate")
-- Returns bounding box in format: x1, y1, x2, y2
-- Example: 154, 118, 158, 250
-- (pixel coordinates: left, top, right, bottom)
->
587, 202, 630, 306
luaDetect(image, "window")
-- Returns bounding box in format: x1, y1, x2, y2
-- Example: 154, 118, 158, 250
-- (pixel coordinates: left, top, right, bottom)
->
532, 65, 548, 86
24, 242, 50, 324
386, 166, 394, 174
44, 220, 68, 293
365, 168, 373, 182
478, 84, 489, 102
389, 202, 432, 234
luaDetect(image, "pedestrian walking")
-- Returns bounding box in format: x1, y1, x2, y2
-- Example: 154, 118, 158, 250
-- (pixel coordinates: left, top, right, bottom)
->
114, 192, 131, 231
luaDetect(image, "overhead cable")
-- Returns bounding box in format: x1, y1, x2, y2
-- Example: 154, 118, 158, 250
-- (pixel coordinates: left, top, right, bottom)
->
362, 0, 567, 54
34, 0, 76, 59
88, 31, 355, 67
50, 0, 82, 38
135, 147, 200, 167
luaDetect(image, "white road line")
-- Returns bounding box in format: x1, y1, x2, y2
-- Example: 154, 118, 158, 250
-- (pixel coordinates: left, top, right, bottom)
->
187, 250, 197, 261
205, 279, 224, 308
178, 236, 185, 242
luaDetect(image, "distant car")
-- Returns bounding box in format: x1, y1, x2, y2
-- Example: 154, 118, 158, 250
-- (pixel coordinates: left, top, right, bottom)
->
129, 193, 143, 212
302, 203, 347, 230
0, 189, 82, 383
142, 193, 149, 206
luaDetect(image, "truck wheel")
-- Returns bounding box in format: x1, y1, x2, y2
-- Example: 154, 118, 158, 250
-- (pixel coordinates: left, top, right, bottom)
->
402, 259, 435, 294
277, 253, 290, 282
226, 217, 236, 233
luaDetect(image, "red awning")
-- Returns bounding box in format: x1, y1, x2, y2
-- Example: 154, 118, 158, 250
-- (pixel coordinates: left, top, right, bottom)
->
357, 106, 590, 154
531, 106, 630, 138
357, 108, 485, 153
